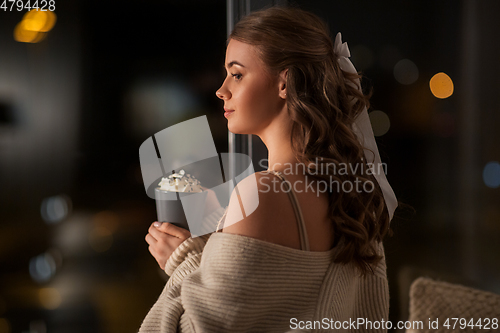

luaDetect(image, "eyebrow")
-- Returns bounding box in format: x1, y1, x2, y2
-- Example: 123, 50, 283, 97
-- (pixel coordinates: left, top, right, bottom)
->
223, 61, 246, 69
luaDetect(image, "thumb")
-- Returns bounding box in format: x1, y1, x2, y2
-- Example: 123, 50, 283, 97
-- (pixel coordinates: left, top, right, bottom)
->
153, 221, 190, 239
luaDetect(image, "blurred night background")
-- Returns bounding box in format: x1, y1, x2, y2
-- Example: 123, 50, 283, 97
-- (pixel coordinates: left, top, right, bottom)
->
0, 0, 499, 332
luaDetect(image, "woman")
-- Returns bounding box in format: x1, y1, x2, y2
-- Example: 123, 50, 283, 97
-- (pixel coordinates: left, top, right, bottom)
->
141, 5, 397, 332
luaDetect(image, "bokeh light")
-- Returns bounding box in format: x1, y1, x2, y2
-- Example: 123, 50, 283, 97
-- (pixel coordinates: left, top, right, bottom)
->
41, 194, 72, 224
483, 161, 500, 188
55, 215, 89, 255
430, 72, 454, 99
29, 252, 57, 283
13, 21, 46, 43
13, 9, 56, 43
23, 10, 57, 32
369, 110, 391, 136
393, 59, 419, 85
38, 288, 62, 310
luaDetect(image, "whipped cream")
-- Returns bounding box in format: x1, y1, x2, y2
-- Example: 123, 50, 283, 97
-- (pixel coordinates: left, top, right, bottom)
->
158, 169, 203, 193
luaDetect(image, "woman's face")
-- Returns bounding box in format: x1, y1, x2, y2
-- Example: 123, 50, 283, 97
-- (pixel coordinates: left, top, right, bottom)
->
216, 39, 285, 135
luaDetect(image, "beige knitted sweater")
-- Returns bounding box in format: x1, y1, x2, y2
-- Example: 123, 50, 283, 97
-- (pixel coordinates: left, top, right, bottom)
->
139, 227, 389, 332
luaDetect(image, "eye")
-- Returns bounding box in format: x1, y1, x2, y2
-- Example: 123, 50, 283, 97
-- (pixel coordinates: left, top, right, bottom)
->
231, 73, 242, 81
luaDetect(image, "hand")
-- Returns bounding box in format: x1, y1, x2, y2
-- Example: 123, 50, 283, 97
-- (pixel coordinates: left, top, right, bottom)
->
145, 222, 191, 270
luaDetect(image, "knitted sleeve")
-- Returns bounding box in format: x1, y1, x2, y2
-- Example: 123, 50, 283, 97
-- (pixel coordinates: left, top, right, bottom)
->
178, 234, 323, 332
353, 243, 390, 333
139, 232, 335, 333
163, 206, 226, 288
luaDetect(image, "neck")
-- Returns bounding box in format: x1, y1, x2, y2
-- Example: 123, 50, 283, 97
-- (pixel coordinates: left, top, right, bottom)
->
257, 109, 299, 174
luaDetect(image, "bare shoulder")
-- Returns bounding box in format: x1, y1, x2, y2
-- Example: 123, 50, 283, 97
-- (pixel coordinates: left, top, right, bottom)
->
221, 171, 302, 249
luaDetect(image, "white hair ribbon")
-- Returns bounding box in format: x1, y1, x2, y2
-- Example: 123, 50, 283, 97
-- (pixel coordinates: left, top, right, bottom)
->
334, 32, 398, 220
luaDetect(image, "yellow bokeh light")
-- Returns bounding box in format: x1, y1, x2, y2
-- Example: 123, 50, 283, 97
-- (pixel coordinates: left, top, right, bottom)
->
13, 9, 56, 43
13, 21, 47, 43
23, 10, 57, 32
430, 72, 454, 99
38, 288, 62, 310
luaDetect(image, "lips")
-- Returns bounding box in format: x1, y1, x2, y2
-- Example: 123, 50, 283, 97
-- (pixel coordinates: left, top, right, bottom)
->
224, 107, 235, 118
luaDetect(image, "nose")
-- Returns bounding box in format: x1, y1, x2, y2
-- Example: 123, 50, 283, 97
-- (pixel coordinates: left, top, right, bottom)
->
216, 80, 230, 100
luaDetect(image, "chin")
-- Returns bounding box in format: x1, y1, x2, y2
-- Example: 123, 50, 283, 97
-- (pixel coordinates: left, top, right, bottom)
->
228, 127, 252, 135
227, 121, 252, 135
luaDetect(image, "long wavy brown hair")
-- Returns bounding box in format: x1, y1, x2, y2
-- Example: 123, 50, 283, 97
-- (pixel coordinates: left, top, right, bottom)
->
230, 6, 391, 274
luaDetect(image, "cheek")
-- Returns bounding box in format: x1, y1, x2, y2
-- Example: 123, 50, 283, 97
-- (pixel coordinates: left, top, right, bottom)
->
227, 76, 280, 134
236, 83, 260, 105
238, 81, 276, 111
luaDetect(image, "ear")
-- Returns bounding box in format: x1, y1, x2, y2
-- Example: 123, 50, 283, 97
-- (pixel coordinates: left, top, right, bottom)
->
278, 69, 288, 100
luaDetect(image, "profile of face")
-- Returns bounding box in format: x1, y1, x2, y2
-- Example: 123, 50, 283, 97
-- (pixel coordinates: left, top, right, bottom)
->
216, 39, 287, 136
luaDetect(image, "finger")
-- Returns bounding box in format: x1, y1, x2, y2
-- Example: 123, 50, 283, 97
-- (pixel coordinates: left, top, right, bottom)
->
148, 245, 156, 256
149, 223, 161, 236
154, 222, 191, 239
148, 246, 165, 270
148, 245, 160, 260
145, 233, 157, 245
149, 222, 160, 234
149, 224, 177, 241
